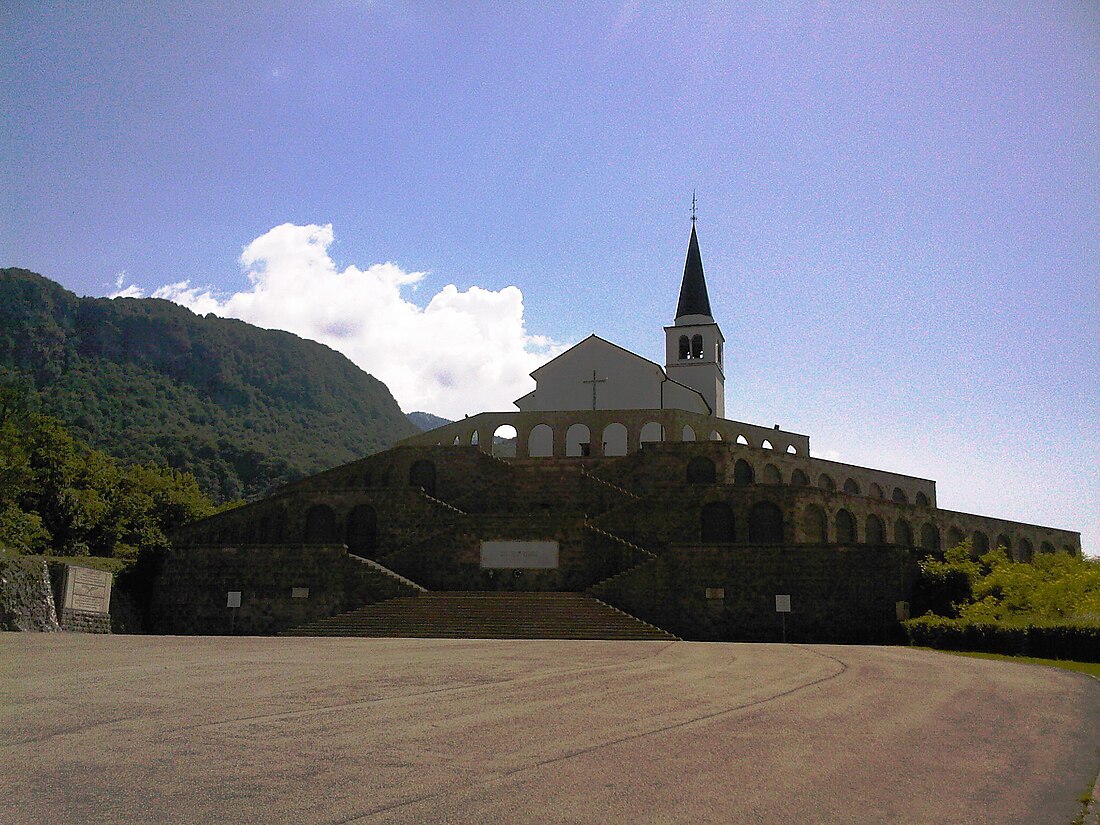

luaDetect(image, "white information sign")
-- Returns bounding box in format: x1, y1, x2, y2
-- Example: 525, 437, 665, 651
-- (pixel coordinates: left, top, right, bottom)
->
775, 594, 791, 613
226, 591, 242, 608
480, 541, 559, 569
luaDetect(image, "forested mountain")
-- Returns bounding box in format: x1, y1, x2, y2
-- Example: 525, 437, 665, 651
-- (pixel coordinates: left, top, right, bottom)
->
407, 411, 452, 431
0, 268, 417, 501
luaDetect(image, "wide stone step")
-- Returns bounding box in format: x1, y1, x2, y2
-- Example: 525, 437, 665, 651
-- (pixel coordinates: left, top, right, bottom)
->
280, 592, 676, 640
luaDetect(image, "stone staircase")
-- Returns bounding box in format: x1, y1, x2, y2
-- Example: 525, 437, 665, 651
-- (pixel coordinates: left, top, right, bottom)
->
347, 553, 427, 592
280, 591, 678, 640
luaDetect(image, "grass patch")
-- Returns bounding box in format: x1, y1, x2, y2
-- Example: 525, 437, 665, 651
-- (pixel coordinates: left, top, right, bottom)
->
934, 649, 1100, 678
15, 554, 133, 575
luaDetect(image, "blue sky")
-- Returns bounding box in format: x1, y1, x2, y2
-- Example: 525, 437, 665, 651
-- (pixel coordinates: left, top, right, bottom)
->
1, 2, 1097, 554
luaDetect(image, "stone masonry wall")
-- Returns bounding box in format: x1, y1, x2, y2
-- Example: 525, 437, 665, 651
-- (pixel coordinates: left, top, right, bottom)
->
592, 543, 917, 643
0, 555, 60, 632
151, 544, 417, 635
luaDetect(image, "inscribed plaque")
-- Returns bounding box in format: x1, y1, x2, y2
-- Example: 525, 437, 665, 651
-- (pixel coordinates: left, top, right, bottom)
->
62, 565, 112, 614
480, 541, 559, 569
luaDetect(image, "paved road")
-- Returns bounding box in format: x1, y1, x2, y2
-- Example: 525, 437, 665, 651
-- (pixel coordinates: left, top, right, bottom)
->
1, 635, 1097, 824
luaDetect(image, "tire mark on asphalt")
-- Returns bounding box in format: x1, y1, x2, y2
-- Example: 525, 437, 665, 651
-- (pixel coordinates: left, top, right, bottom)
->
0, 714, 138, 748
170, 640, 680, 733
333, 644, 848, 824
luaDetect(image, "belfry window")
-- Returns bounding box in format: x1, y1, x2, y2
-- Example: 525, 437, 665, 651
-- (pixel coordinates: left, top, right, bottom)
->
678, 336, 690, 360
691, 334, 703, 359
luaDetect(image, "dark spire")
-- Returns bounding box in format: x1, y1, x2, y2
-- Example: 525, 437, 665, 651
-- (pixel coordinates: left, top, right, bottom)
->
675, 222, 712, 320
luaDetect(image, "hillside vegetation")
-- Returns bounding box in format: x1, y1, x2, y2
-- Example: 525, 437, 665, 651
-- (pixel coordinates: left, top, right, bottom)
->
0, 385, 218, 559
0, 269, 417, 500
906, 541, 1100, 662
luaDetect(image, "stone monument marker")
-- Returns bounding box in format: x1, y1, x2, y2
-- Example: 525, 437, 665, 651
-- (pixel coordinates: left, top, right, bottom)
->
58, 564, 113, 633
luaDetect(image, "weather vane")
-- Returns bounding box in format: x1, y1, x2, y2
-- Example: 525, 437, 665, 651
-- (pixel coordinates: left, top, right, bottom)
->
691, 190, 697, 224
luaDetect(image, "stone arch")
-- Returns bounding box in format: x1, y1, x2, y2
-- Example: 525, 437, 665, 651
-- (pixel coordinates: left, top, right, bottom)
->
452, 435, 461, 446
818, 473, 836, 492
748, 501, 785, 543
253, 514, 270, 544
843, 478, 861, 495
791, 469, 809, 486
735, 434, 749, 445
995, 534, 1012, 554
1016, 538, 1034, 563
1062, 544, 1074, 556
678, 335, 690, 360
687, 456, 717, 485
701, 502, 734, 543
733, 459, 755, 486
602, 423, 628, 457
691, 334, 703, 358
802, 504, 827, 543
920, 523, 941, 553
1040, 541, 1056, 555
869, 483, 884, 500
244, 515, 263, 544
895, 518, 914, 547
972, 531, 989, 557
866, 513, 886, 544
566, 423, 592, 457
708, 430, 722, 441
682, 425, 696, 442
762, 439, 774, 450
640, 421, 664, 445
762, 463, 782, 484
409, 459, 437, 496
345, 504, 377, 556
267, 510, 287, 544
303, 504, 337, 544
892, 487, 908, 504
786, 445, 797, 454
470, 430, 480, 447
947, 526, 965, 549
492, 424, 518, 458
836, 509, 856, 543
528, 424, 554, 458
381, 464, 393, 485
915, 491, 930, 506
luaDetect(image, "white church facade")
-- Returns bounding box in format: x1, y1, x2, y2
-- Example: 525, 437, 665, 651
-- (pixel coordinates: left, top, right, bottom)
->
402, 221, 808, 460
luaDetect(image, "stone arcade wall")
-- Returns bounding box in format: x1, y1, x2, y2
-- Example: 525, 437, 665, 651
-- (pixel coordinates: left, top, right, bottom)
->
160, 435, 1081, 639
397, 409, 811, 459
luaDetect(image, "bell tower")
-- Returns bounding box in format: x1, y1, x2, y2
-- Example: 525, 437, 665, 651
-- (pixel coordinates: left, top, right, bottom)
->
664, 217, 725, 417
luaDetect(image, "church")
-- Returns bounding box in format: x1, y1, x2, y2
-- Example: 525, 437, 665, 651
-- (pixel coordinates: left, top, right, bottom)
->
157, 222, 1082, 642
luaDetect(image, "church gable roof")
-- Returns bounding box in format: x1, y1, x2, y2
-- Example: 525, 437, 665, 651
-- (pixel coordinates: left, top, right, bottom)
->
675, 223, 713, 321
529, 334, 664, 379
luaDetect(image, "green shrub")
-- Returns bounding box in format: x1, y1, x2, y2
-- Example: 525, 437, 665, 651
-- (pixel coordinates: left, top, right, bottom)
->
904, 615, 1100, 663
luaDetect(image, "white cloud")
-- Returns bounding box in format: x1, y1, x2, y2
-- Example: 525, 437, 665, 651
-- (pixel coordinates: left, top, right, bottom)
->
108, 270, 145, 298
145, 223, 561, 419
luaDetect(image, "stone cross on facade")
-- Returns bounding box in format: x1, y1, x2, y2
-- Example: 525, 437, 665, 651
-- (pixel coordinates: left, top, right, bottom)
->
582, 370, 607, 411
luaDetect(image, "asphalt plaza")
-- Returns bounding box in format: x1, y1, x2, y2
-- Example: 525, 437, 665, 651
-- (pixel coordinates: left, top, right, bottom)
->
2, 635, 1097, 824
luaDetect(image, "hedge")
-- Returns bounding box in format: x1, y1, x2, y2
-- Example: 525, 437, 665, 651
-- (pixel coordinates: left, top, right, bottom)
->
904, 615, 1100, 663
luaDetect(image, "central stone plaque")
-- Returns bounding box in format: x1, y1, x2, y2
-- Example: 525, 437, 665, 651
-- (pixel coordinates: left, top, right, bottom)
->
480, 541, 559, 569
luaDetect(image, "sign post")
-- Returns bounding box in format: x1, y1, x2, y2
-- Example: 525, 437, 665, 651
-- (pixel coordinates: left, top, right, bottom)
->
775, 594, 791, 643
227, 591, 242, 635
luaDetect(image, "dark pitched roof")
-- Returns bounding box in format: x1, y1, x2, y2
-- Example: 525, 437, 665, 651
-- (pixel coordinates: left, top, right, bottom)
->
675, 223, 712, 320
